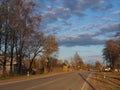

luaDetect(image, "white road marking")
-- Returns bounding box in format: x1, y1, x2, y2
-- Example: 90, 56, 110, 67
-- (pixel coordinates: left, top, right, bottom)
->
81, 73, 91, 90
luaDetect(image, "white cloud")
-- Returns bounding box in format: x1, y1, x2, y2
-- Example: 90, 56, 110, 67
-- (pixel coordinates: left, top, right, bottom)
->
94, 16, 114, 22
57, 32, 105, 46
100, 23, 120, 33
71, 23, 102, 31
56, 23, 120, 46
63, 0, 112, 13
54, 7, 71, 19
41, 6, 71, 24
100, 17, 113, 22
112, 10, 120, 16
34, 0, 118, 47
80, 23, 102, 30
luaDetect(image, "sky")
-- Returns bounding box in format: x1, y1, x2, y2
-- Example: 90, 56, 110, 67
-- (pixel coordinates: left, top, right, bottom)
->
33, 0, 120, 64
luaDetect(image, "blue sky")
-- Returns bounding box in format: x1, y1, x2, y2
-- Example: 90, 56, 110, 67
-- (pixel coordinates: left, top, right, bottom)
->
33, 0, 120, 64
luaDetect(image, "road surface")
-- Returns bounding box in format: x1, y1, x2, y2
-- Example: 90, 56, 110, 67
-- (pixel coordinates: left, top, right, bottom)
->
0, 71, 95, 90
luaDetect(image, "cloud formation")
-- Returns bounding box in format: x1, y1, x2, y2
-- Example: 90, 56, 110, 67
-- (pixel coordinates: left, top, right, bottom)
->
58, 32, 104, 46
57, 23, 120, 46
94, 16, 114, 22
34, 0, 120, 47
100, 23, 120, 33
111, 10, 120, 16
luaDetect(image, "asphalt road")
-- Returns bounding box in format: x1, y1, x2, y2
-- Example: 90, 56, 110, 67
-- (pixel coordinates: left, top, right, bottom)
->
0, 71, 94, 90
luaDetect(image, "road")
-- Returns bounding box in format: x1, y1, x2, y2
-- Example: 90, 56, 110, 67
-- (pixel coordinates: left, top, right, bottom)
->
0, 71, 95, 90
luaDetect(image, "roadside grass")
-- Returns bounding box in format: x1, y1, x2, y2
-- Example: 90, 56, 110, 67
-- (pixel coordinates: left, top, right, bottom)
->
89, 71, 120, 90
0, 76, 11, 80
111, 86, 120, 90
0, 75, 28, 81
0, 69, 66, 83
0, 67, 64, 81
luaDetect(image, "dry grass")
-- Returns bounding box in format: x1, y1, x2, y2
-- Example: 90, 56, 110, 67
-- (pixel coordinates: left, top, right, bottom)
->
0, 67, 65, 83
88, 72, 120, 90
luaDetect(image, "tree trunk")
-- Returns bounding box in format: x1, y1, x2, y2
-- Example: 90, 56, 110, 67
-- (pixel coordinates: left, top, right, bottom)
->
29, 54, 36, 74
3, 28, 8, 76
0, 24, 2, 52
10, 31, 15, 75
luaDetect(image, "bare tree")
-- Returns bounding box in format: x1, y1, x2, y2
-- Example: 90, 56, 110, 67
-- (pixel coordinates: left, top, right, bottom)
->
0, 0, 59, 76
95, 60, 102, 71
0, 0, 42, 75
103, 40, 120, 70
71, 52, 84, 70
28, 33, 45, 73
0, 0, 11, 75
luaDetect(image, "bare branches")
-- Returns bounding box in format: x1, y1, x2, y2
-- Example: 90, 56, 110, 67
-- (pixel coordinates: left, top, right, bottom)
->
103, 40, 120, 70
0, 0, 58, 75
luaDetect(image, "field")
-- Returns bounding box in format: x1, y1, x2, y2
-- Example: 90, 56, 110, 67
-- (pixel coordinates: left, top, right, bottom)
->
88, 72, 120, 90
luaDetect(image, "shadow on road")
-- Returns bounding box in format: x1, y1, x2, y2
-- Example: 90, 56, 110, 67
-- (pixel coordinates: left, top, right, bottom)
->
78, 73, 96, 90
